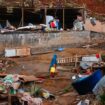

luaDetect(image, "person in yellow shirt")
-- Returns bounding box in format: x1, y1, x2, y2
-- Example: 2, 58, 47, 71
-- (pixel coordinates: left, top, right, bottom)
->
49, 54, 57, 78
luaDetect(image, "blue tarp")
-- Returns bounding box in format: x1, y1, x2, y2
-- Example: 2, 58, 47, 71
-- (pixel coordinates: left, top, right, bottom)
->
72, 69, 102, 95
57, 47, 64, 52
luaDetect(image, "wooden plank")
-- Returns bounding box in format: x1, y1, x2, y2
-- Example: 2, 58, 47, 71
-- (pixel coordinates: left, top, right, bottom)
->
19, 75, 39, 82
0, 73, 7, 77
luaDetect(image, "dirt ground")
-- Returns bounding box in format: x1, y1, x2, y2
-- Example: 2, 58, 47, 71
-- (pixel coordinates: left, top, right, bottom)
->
3, 47, 105, 105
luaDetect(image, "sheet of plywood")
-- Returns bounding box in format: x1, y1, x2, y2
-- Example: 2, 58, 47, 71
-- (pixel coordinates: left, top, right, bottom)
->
19, 75, 39, 82
16, 48, 30, 56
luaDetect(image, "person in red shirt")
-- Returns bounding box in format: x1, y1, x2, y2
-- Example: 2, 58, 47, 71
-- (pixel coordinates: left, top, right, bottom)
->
50, 20, 56, 29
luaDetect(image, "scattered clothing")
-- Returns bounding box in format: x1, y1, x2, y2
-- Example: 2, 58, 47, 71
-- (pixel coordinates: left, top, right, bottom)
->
77, 99, 90, 105
21, 92, 43, 105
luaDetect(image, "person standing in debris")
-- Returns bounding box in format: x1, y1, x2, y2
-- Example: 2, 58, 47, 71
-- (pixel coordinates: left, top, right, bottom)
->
56, 19, 60, 30
49, 54, 57, 78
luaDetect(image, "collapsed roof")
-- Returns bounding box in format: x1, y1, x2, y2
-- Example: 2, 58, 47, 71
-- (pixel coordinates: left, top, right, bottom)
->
0, 0, 105, 16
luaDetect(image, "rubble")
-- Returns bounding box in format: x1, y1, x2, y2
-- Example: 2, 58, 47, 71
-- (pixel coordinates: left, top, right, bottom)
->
0, 1, 105, 105
0, 59, 17, 73
0, 48, 105, 104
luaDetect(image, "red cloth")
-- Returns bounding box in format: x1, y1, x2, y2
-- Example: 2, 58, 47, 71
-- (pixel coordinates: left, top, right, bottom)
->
50, 21, 56, 28
96, 54, 100, 58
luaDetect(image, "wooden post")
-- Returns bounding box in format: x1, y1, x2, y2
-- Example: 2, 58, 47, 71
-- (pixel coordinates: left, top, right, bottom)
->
21, 0, 24, 26
83, 4, 87, 23
63, 8, 65, 30
8, 94, 11, 105
44, 7, 47, 24
8, 88, 11, 105
75, 55, 78, 68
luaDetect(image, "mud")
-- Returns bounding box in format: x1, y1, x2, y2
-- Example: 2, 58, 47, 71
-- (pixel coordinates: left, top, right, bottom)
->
1, 47, 104, 105
0, 30, 105, 105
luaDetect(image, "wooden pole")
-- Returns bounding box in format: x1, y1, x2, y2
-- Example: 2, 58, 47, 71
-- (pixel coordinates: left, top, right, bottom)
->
8, 94, 11, 105
83, 4, 87, 23
8, 88, 11, 105
21, 0, 24, 26
75, 55, 78, 68
44, 7, 47, 24
63, 8, 65, 30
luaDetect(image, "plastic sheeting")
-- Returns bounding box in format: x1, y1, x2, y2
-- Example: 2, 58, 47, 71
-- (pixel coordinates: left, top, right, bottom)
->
5, 49, 16, 57
46, 15, 54, 28
80, 55, 101, 69
82, 56, 100, 62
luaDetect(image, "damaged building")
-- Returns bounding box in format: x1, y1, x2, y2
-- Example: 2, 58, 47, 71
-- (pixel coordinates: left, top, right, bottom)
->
0, 0, 105, 29
0, 0, 86, 29
0, 1, 105, 105
1, 0, 105, 30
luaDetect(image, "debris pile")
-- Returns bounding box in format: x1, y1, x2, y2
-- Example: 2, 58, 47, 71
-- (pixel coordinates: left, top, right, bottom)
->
0, 59, 16, 73
0, 48, 105, 105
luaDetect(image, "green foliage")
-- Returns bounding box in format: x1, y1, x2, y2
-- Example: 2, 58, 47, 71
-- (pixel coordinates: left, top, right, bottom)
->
30, 85, 41, 97
100, 94, 105, 105
57, 85, 72, 95
101, 55, 105, 61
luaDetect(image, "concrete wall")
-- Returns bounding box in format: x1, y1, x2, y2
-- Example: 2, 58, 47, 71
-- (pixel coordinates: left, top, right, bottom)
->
0, 31, 103, 50
0, 31, 61, 48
